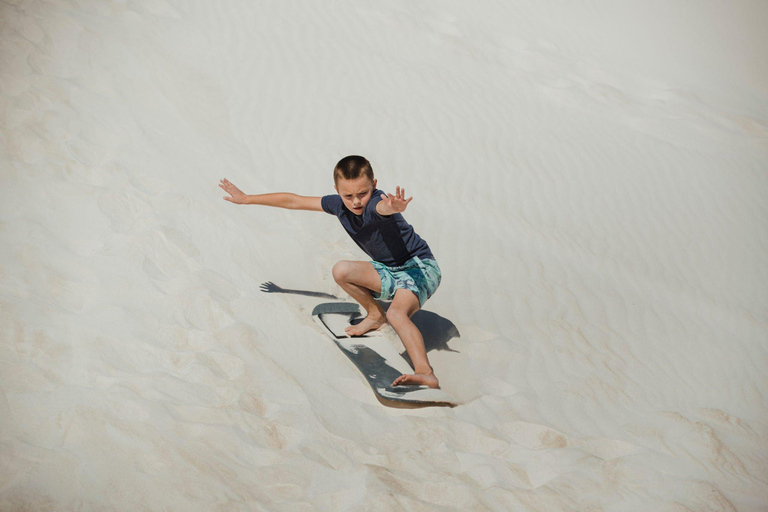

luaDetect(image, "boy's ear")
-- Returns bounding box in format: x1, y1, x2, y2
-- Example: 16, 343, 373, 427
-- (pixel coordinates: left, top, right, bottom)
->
372, 178, 377, 189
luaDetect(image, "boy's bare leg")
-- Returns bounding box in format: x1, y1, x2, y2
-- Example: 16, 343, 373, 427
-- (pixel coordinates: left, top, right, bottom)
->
387, 289, 440, 389
332, 261, 387, 336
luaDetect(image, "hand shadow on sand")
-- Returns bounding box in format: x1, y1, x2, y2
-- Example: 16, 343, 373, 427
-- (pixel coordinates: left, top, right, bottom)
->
260, 282, 461, 365
260, 281, 339, 299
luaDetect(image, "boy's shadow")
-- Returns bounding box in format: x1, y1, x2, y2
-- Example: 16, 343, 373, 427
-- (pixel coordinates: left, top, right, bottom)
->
376, 302, 460, 365
261, 282, 461, 362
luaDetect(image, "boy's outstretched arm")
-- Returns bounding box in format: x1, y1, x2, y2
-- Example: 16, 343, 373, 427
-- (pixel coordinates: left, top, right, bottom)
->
219, 179, 323, 211
377, 186, 413, 216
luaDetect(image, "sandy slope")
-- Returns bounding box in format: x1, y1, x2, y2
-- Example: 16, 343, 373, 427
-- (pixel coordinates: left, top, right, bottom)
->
1, 0, 767, 510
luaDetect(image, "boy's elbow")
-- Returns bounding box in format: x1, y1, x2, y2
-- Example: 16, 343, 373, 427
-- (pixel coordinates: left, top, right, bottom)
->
282, 193, 308, 209
285, 193, 299, 209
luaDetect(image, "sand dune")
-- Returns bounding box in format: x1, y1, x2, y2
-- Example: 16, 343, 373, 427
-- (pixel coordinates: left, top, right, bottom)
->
1, 0, 767, 510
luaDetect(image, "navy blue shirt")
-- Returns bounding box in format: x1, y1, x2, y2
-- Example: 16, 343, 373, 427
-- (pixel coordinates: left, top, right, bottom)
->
321, 189, 435, 267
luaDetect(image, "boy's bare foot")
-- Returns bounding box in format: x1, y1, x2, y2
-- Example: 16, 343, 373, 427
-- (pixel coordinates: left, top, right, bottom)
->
345, 315, 386, 336
392, 372, 440, 389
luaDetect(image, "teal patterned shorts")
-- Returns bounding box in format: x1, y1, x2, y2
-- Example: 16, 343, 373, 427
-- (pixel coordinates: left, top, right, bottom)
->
370, 256, 441, 307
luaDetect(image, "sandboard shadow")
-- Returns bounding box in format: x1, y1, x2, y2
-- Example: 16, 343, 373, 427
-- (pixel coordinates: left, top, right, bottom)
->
262, 281, 462, 364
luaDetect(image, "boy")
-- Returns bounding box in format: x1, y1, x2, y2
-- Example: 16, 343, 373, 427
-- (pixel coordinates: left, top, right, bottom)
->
219, 155, 442, 388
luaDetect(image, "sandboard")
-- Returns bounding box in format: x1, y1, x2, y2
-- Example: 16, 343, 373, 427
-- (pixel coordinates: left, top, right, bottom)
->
312, 302, 455, 406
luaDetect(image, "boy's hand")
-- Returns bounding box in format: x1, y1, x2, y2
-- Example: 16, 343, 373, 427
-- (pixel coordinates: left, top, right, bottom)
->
380, 186, 412, 214
220, 178, 246, 204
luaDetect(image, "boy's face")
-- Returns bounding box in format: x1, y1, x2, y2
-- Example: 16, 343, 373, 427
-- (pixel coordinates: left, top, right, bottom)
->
335, 176, 377, 216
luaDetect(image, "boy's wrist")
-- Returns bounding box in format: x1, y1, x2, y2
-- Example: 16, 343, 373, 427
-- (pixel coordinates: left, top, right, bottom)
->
376, 200, 394, 216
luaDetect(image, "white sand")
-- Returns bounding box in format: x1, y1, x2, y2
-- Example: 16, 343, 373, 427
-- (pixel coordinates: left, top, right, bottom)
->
2, 0, 767, 510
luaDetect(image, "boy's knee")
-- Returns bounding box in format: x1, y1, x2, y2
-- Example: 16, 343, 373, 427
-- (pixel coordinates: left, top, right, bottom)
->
386, 307, 408, 324
332, 261, 351, 284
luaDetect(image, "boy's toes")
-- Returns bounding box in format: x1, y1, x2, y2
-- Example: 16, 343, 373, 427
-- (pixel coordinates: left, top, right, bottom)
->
345, 325, 361, 336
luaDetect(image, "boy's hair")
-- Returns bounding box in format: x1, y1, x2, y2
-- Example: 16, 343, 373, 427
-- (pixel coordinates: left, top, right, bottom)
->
334, 155, 374, 185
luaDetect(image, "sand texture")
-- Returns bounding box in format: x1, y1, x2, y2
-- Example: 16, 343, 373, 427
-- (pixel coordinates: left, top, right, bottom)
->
1, 0, 767, 510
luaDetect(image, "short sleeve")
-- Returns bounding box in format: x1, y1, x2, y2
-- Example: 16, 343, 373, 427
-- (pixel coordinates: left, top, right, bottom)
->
321, 194, 343, 215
